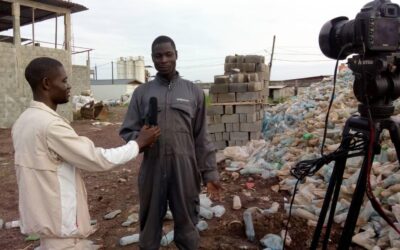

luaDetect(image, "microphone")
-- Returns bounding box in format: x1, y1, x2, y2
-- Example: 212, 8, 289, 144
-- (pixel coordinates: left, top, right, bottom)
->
147, 97, 158, 126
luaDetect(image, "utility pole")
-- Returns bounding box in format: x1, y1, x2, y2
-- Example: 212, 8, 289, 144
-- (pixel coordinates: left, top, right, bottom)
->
268, 35, 276, 81
111, 61, 114, 84
95, 65, 97, 80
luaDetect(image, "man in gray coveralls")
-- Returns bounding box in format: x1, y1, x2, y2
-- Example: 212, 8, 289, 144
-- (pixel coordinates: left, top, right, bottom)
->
120, 35, 221, 250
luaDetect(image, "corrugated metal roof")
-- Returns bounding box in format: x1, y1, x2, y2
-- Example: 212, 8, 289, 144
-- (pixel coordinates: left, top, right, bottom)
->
0, 0, 87, 32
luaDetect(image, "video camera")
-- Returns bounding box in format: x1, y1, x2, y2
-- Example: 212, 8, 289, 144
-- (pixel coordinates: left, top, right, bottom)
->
319, 0, 400, 59
319, 0, 400, 118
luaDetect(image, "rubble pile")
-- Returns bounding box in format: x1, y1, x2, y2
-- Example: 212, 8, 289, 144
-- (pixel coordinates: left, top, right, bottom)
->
72, 90, 109, 120
207, 55, 270, 150
224, 71, 400, 249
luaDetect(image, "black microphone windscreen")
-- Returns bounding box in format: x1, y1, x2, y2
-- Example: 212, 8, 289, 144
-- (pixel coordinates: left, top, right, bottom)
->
148, 97, 158, 126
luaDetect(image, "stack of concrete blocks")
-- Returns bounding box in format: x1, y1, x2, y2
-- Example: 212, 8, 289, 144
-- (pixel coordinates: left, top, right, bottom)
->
207, 55, 269, 150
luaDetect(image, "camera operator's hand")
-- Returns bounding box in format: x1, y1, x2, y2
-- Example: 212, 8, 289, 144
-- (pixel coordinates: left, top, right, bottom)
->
135, 125, 161, 152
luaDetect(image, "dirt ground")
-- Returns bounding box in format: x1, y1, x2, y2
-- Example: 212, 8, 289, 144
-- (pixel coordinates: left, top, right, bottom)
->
0, 106, 340, 250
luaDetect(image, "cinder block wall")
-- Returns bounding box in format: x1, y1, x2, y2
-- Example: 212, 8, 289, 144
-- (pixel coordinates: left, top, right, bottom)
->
71, 65, 91, 97
0, 43, 89, 128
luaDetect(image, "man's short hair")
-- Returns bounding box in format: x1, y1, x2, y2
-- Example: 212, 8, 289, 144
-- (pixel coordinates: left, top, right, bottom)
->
25, 57, 63, 90
151, 35, 176, 52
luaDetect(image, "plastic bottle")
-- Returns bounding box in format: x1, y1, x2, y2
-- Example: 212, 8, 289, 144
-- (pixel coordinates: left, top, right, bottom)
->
211, 205, 226, 218
5, 220, 19, 229
243, 210, 255, 242
233, 195, 242, 210
119, 233, 140, 246
196, 220, 208, 231
160, 230, 174, 246
199, 206, 213, 220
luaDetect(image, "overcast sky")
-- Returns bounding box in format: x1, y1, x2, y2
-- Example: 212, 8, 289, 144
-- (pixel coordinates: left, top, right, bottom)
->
13, 0, 381, 81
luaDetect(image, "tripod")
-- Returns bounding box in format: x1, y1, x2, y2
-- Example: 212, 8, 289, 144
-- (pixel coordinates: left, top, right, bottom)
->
309, 103, 400, 250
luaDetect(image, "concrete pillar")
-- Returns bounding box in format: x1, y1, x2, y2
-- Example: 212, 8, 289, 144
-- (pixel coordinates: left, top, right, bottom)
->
12, 2, 21, 45
64, 12, 71, 53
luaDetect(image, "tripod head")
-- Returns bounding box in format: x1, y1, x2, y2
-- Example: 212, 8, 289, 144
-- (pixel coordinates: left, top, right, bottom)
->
349, 52, 400, 119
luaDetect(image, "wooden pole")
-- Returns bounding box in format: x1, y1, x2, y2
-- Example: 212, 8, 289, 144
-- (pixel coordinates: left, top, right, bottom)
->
111, 61, 114, 84
268, 35, 276, 81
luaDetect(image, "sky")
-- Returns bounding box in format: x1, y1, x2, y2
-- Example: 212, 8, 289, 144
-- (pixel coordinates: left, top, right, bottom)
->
4, 0, 381, 81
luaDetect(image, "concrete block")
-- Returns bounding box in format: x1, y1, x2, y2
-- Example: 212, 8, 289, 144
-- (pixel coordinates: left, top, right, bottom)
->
240, 121, 262, 132
223, 132, 230, 141
208, 133, 216, 142
242, 63, 256, 73
250, 132, 262, 140
224, 105, 234, 115
230, 73, 245, 83
207, 105, 224, 115
210, 83, 229, 94
213, 141, 227, 150
225, 123, 233, 132
236, 92, 260, 102
233, 123, 240, 132
214, 115, 222, 123
228, 141, 236, 146
214, 75, 230, 84
236, 140, 247, 146
229, 83, 248, 93
214, 132, 223, 141
225, 56, 236, 63
244, 55, 265, 63
247, 81, 264, 92
221, 114, 239, 123
236, 55, 245, 63
211, 94, 218, 103
218, 93, 236, 103
256, 63, 268, 72
224, 63, 239, 73
239, 114, 247, 123
247, 73, 259, 82
259, 110, 264, 119
208, 123, 225, 133
230, 132, 249, 141
246, 112, 257, 123
207, 115, 214, 125
235, 105, 256, 114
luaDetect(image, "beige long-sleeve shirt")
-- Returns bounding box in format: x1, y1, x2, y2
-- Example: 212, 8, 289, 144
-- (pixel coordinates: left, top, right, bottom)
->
12, 101, 138, 238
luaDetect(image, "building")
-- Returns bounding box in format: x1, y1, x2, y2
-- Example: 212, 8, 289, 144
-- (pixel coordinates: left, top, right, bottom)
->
0, 0, 90, 128
268, 85, 294, 102
90, 79, 141, 101
116, 56, 146, 83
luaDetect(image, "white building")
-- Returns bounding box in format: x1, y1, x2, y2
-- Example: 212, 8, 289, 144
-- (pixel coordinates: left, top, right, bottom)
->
90, 79, 141, 101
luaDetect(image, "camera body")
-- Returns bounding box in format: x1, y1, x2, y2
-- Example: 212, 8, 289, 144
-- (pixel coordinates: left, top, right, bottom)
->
319, 0, 400, 59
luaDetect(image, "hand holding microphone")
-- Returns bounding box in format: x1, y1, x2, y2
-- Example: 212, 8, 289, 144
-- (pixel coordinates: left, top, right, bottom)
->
137, 97, 160, 151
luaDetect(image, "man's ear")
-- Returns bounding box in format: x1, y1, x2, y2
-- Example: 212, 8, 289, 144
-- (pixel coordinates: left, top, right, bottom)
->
175, 50, 178, 60
42, 77, 51, 90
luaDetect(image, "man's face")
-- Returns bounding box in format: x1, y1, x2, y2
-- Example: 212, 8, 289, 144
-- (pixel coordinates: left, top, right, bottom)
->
152, 42, 177, 76
48, 66, 71, 104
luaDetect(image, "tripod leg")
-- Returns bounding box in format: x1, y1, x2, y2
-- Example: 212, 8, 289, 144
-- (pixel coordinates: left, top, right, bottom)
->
310, 122, 352, 250
386, 117, 400, 161
338, 150, 369, 249
321, 155, 348, 250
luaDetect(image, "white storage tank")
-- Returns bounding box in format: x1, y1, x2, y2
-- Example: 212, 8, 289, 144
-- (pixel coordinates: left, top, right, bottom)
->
116, 56, 146, 83
116, 57, 126, 79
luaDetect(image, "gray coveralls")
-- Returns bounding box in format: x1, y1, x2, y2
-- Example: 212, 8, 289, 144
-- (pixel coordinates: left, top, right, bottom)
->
120, 73, 219, 250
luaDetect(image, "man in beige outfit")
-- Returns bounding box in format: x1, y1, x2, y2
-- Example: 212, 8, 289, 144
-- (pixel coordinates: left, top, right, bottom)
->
12, 57, 160, 250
